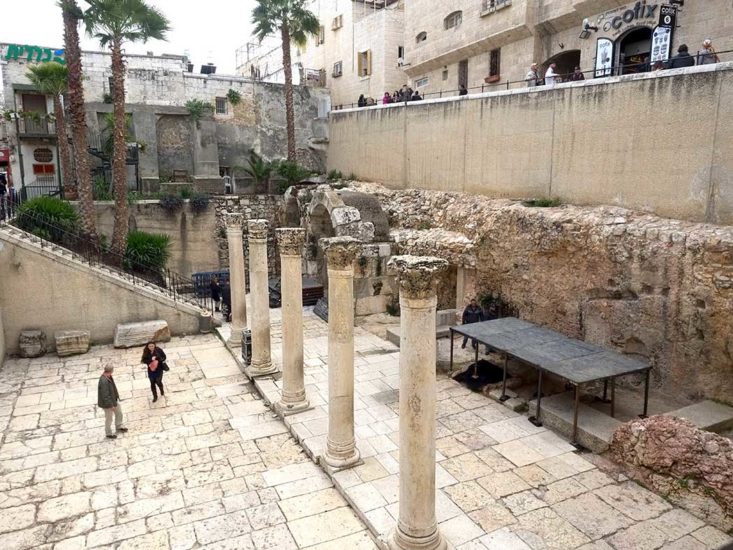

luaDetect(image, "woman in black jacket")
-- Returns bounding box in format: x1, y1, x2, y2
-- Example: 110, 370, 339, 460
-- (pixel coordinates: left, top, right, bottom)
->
141, 342, 167, 402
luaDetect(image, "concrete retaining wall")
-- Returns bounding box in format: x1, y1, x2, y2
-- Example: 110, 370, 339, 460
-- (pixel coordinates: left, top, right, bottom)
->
328, 63, 733, 225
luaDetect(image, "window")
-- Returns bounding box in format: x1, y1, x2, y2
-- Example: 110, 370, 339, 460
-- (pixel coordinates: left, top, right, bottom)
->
488, 48, 501, 82
332, 61, 343, 77
415, 76, 429, 88
215, 97, 227, 114
481, 0, 512, 15
317, 26, 325, 45
357, 50, 372, 77
32, 163, 55, 175
442, 69, 449, 81
444, 11, 462, 30
332, 14, 343, 30
416, 32, 427, 44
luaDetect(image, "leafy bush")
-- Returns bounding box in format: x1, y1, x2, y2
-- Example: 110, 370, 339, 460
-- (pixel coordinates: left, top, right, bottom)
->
124, 231, 171, 274
243, 150, 273, 185
226, 89, 242, 105
179, 186, 193, 199
16, 196, 79, 243
274, 159, 311, 186
93, 176, 113, 201
327, 169, 343, 181
522, 198, 561, 208
185, 99, 213, 123
159, 194, 184, 214
190, 193, 210, 214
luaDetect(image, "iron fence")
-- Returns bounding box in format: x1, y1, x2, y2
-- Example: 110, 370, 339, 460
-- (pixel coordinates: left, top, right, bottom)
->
1, 207, 213, 313
335, 49, 733, 110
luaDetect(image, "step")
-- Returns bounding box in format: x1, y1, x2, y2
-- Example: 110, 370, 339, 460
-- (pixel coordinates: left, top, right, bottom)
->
663, 400, 733, 433
528, 391, 622, 453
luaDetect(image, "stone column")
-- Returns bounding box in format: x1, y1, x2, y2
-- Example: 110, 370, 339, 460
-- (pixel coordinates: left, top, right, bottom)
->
225, 213, 247, 347
388, 255, 449, 550
247, 219, 277, 377
275, 228, 310, 415
321, 236, 361, 470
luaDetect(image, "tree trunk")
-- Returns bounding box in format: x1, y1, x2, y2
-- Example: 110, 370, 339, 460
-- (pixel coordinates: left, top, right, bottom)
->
62, 1, 96, 240
53, 96, 74, 199
281, 24, 296, 162
109, 38, 129, 260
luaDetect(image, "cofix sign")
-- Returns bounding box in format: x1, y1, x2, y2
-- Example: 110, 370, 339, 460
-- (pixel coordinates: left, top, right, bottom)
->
658, 5, 677, 28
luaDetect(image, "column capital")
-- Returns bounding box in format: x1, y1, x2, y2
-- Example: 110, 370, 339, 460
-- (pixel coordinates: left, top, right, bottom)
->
223, 212, 244, 230
321, 236, 360, 270
388, 255, 448, 300
247, 219, 269, 240
276, 228, 305, 256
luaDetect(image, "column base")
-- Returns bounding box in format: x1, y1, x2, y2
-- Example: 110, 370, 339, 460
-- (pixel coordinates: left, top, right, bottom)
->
387, 527, 451, 550
227, 327, 244, 347
274, 398, 311, 417
321, 445, 362, 473
245, 362, 279, 378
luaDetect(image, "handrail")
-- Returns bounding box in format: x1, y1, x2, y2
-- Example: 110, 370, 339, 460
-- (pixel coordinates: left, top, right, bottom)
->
1, 206, 211, 312
335, 49, 733, 110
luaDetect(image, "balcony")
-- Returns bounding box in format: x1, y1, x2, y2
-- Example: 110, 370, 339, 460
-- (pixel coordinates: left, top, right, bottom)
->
481, 0, 512, 16
18, 117, 56, 138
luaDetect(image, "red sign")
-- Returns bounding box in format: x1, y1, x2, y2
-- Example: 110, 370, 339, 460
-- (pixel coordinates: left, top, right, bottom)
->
0, 148, 9, 163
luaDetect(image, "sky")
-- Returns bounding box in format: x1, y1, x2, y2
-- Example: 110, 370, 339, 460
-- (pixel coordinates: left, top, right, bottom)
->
2, 0, 261, 74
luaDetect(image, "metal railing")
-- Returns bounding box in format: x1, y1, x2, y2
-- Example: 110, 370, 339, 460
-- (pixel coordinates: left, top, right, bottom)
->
335, 48, 733, 110
18, 117, 56, 136
1, 207, 213, 313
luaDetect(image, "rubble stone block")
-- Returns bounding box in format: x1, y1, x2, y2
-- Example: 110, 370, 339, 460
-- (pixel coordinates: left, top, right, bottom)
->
55, 330, 90, 357
113, 320, 170, 349
19, 330, 47, 358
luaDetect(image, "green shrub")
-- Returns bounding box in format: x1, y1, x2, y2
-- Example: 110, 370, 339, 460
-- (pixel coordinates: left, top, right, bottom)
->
179, 186, 193, 199
124, 231, 170, 274
16, 196, 79, 243
190, 193, 210, 214
226, 89, 242, 105
274, 159, 311, 186
243, 150, 273, 185
522, 197, 561, 208
159, 195, 184, 214
185, 99, 213, 123
93, 176, 113, 201
327, 169, 343, 182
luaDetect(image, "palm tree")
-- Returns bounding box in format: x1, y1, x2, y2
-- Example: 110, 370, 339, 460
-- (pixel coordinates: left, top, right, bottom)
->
59, 0, 97, 240
84, 0, 169, 258
26, 62, 73, 197
252, 0, 319, 162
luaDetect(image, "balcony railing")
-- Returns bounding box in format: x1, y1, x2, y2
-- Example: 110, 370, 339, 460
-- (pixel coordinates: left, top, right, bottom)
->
481, 0, 511, 15
18, 117, 56, 137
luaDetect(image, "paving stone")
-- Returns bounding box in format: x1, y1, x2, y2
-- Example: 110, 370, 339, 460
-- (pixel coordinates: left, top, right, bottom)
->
480, 527, 532, 550
444, 480, 495, 512
250, 523, 298, 550
37, 492, 91, 523
535, 476, 588, 505
514, 464, 556, 488
245, 502, 286, 530
594, 482, 672, 521
649, 508, 705, 541
0, 504, 36, 533
287, 507, 365, 547
606, 522, 668, 550
194, 510, 252, 545
278, 487, 345, 520
553, 493, 632, 540
661, 535, 707, 549
302, 530, 378, 550
440, 514, 485, 547
441, 452, 496, 481
690, 526, 732, 548
477, 470, 531, 498
514, 508, 590, 550
86, 518, 147, 547
502, 490, 549, 515
468, 501, 517, 533
0, 525, 49, 550
117, 529, 169, 550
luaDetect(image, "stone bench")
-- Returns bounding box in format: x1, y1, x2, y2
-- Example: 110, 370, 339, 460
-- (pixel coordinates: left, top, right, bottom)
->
55, 330, 90, 357
113, 320, 171, 349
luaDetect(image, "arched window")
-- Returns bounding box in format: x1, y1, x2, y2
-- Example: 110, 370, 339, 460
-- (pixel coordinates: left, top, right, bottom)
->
444, 11, 462, 30
416, 31, 427, 43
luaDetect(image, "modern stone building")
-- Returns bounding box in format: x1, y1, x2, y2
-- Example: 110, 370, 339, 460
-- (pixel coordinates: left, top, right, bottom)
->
235, 37, 294, 85
0, 43, 330, 196
298, 0, 406, 107
404, 0, 733, 97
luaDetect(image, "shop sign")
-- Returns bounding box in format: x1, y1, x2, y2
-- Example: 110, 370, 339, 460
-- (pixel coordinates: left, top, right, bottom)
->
651, 26, 672, 62
658, 5, 677, 29
597, 1, 659, 36
3, 44, 65, 64
0, 148, 9, 162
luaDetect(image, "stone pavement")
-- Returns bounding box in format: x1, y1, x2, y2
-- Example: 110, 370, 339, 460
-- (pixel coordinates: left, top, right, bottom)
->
253, 309, 733, 550
0, 333, 378, 549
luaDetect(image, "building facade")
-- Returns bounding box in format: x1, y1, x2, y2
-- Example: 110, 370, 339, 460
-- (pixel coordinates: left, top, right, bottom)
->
403, 0, 733, 97
235, 38, 297, 85
0, 43, 329, 196
298, 0, 405, 107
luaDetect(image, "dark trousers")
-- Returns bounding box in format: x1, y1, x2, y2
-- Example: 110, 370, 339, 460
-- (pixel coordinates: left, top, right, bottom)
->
149, 373, 164, 398
462, 335, 490, 354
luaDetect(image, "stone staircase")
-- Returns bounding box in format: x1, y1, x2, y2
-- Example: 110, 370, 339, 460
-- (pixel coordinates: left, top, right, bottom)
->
0, 222, 207, 315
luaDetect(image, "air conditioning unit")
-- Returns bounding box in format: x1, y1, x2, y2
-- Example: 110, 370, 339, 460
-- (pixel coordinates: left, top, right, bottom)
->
332, 14, 343, 30
332, 62, 343, 77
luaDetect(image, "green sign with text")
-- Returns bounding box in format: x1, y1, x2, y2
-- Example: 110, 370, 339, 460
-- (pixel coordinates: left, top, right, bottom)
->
4, 44, 65, 64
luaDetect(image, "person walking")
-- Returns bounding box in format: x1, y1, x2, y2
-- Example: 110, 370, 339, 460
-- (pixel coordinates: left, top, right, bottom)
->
210, 275, 222, 312
461, 298, 488, 353
98, 365, 127, 439
221, 282, 232, 322
544, 63, 558, 86
411, 90, 423, 101
142, 342, 167, 402
667, 44, 695, 69
459, 84, 468, 96
525, 63, 540, 87
698, 39, 720, 65
382, 92, 393, 104
569, 66, 585, 81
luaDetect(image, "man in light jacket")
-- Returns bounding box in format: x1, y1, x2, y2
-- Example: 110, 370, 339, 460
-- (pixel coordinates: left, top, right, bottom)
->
525, 63, 539, 87
98, 365, 127, 439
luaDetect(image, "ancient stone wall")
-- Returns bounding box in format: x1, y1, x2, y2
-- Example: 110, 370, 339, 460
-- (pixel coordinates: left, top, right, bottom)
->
328, 63, 733, 225
353, 182, 733, 405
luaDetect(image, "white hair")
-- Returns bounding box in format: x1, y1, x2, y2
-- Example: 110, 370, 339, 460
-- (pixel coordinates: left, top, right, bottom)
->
103, 364, 114, 373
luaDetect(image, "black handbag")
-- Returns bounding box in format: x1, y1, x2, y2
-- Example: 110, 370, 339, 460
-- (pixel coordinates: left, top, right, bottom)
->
161, 362, 170, 372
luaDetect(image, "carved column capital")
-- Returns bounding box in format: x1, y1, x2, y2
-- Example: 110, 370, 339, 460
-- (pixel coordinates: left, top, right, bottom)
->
223, 212, 244, 234
320, 236, 360, 271
388, 255, 448, 300
276, 228, 305, 257
247, 219, 269, 240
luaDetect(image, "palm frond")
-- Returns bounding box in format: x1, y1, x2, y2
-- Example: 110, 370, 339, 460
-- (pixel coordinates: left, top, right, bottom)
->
26, 62, 69, 96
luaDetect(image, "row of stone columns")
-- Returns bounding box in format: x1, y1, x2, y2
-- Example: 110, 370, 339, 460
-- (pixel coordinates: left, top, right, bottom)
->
224, 214, 449, 550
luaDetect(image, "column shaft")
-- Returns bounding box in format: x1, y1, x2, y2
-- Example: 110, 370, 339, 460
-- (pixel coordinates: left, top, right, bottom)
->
225, 216, 246, 347
248, 220, 277, 376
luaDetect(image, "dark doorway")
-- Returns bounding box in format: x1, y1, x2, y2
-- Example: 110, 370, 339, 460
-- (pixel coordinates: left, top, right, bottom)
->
542, 50, 581, 82
617, 26, 653, 74
458, 59, 468, 90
